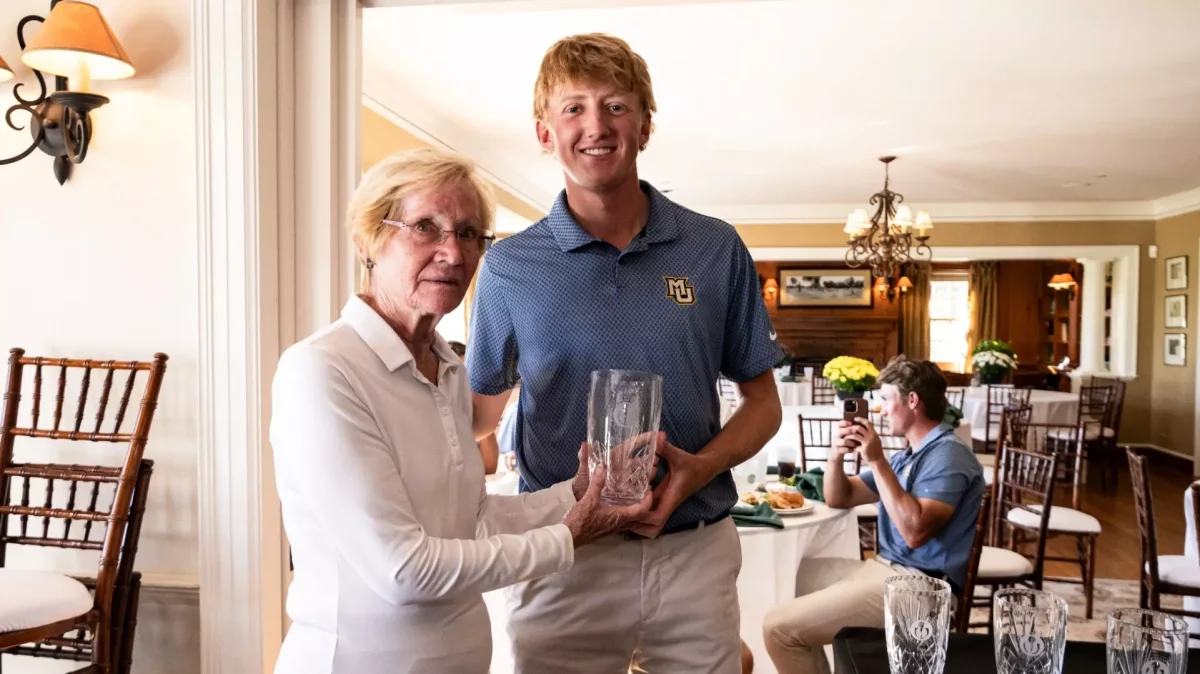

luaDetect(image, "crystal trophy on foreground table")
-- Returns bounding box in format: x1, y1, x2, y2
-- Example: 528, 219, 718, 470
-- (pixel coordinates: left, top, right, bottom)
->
993, 588, 1068, 674
884, 575, 951, 674
1107, 608, 1188, 674
587, 369, 663, 506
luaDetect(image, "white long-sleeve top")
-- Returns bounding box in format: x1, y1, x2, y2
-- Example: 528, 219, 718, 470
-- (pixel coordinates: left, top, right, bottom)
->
271, 296, 576, 673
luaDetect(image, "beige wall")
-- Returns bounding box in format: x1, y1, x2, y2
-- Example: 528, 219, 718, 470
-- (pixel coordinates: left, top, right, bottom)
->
1150, 212, 1200, 458
735, 220, 1159, 444
362, 107, 544, 222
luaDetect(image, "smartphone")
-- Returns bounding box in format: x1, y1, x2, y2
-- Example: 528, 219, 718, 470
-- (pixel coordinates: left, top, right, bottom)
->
841, 398, 869, 448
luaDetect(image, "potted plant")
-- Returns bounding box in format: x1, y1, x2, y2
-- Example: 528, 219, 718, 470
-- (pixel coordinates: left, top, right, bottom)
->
822, 356, 880, 401
971, 339, 1018, 385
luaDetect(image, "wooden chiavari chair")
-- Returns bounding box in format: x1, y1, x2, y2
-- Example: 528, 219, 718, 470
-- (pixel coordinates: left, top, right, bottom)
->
956, 487, 992, 634
0, 349, 167, 673
971, 385, 1032, 453
798, 416, 876, 557
811, 375, 835, 405
1128, 450, 1200, 639
1007, 419, 1100, 618
946, 388, 965, 413
972, 441, 1059, 633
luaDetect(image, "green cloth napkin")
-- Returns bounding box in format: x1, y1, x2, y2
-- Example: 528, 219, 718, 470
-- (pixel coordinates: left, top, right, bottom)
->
731, 502, 784, 529
944, 404, 964, 428
794, 467, 826, 503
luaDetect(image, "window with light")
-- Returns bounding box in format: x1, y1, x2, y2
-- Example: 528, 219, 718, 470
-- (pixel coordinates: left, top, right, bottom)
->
929, 278, 970, 371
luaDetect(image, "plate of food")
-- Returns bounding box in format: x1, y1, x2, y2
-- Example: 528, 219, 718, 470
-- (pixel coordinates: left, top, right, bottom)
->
740, 491, 815, 515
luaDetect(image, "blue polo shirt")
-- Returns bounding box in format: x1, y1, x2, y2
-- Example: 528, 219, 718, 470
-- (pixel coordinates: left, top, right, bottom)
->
859, 423, 985, 588
466, 182, 782, 531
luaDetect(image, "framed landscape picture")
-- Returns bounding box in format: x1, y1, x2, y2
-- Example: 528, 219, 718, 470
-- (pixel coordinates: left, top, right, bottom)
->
1166, 295, 1187, 328
1166, 255, 1188, 290
778, 268, 873, 307
1165, 333, 1187, 367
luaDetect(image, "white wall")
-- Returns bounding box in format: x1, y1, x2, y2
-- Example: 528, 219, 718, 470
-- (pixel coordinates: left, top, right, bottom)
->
0, 0, 199, 670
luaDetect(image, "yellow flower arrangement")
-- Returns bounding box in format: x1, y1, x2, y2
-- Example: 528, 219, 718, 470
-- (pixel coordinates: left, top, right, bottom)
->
822, 356, 880, 394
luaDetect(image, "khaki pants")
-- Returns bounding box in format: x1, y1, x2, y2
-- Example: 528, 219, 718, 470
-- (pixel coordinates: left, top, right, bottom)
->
504, 517, 742, 674
762, 557, 921, 674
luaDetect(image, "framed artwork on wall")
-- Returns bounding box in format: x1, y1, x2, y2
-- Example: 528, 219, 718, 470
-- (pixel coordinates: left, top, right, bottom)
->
1164, 332, 1187, 367
1166, 295, 1187, 328
1166, 256, 1188, 290
778, 268, 873, 307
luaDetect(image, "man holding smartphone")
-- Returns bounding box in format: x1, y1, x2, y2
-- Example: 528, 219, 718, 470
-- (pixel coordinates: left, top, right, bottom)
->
762, 356, 984, 674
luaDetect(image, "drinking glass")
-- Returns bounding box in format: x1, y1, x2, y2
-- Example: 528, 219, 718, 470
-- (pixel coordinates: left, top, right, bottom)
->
587, 369, 663, 506
1107, 608, 1188, 674
993, 588, 1068, 674
884, 575, 951, 674
776, 445, 798, 479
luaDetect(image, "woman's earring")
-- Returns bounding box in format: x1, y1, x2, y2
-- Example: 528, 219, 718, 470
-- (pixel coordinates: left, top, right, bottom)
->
364, 258, 375, 270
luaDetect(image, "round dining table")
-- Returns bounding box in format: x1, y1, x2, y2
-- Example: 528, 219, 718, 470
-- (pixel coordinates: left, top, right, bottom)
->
951, 386, 1079, 430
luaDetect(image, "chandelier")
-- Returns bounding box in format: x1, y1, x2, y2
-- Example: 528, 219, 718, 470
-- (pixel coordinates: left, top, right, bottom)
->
844, 156, 933, 301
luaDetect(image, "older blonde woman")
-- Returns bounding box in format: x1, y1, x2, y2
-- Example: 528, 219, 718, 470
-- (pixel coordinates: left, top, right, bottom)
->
270, 148, 650, 673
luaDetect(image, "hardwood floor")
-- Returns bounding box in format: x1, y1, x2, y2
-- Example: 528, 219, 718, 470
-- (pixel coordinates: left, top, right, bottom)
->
1043, 450, 1196, 581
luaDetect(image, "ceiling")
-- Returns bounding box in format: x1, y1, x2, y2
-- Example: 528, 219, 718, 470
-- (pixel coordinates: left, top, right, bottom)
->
362, 0, 1200, 222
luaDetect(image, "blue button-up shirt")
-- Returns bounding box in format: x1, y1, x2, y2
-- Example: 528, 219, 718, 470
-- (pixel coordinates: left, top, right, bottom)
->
860, 423, 985, 588
466, 182, 782, 531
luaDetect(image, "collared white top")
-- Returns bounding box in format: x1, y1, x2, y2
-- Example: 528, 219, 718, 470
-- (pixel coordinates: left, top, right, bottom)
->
271, 296, 576, 674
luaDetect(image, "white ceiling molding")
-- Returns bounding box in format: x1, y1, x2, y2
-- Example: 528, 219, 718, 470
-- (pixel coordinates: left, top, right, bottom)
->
747, 245, 1140, 262
1153, 186, 1200, 219
703, 200, 1159, 225
361, 91, 556, 211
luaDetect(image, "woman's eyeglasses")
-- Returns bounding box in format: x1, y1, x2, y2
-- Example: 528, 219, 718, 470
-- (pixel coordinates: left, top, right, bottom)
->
382, 218, 495, 253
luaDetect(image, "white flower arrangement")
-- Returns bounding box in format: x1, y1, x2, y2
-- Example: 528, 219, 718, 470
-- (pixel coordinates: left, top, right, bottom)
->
971, 350, 1017, 371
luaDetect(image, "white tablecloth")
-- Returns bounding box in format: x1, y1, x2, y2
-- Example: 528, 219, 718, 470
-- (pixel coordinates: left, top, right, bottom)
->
777, 380, 813, 406
1184, 484, 1199, 644
954, 387, 1079, 430
737, 504, 860, 674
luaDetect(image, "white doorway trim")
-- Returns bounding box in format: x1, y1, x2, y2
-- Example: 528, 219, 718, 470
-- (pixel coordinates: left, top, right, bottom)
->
194, 1, 361, 671
749, 245, 1141, 378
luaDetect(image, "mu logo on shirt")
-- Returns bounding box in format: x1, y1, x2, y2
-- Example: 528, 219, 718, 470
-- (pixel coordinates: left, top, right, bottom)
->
664, 276, 696, 305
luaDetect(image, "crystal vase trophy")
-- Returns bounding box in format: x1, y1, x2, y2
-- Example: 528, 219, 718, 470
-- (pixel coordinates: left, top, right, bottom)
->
587, 370, 663, 506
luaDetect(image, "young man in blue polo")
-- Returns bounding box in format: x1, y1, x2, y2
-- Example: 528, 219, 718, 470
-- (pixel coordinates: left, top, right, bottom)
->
762, 356, 984, 674
467, 33, 783, 673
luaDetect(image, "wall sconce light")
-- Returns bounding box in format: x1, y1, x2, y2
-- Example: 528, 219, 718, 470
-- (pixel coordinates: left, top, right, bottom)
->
0, 1, 134, 184
762, 278, 779, 305
874, 275, 913, 302
1048, 272, 1078, 300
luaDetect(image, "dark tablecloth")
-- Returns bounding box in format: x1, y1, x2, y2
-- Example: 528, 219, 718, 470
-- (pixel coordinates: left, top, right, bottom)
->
833, 626, 1200, 673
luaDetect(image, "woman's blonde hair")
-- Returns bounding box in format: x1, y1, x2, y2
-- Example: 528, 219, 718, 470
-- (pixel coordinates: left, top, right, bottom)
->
533, 33, 656, 129
347, 147, 496, 291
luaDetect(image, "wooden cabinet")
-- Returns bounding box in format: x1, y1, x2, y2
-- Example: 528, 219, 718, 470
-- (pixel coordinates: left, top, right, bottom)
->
994, 260, 1080, 369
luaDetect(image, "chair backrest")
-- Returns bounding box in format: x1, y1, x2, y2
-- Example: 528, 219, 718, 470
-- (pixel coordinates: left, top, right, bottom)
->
0, 349, 167, 652
1008, 419, 1086, 510
1000, 404, 1034, 448
990, 443, 1059, 584
798, 416, 860, 474
957, 486, 993, 634
1127, 449, 1160, 586
811, 376, 835, 405
946, 388, 965, 413
717, 377, 739, 404
1078, 384, 1114, 432
984, 385, 1032, 444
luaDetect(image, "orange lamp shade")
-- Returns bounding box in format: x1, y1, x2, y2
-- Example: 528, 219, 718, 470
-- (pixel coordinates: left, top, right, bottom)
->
763, 278, 779, 292
0, 54, 13, 83
22, 1, 134, 85
1048, 273, 1078, 290
873, 276, 889, 288
897, 276, 914, 290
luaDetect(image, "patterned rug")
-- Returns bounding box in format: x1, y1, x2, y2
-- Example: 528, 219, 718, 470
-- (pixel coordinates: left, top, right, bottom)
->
968, 579, 1184, 642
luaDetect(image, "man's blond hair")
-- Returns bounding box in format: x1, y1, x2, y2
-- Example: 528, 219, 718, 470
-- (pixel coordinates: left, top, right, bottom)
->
346, 148, 495, 291
533, 33, 656, 129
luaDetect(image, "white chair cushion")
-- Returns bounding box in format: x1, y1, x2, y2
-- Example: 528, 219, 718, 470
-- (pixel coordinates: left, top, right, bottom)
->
1049, 426, 1102, 442
0, 569, 92, 632
978, 546, 1034, 578
854, 503, 879, 519
1156, 556, 1200, 589
971, 425, 1001, 441
1007, 505, 1102, 534
983, 470, 995, 486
